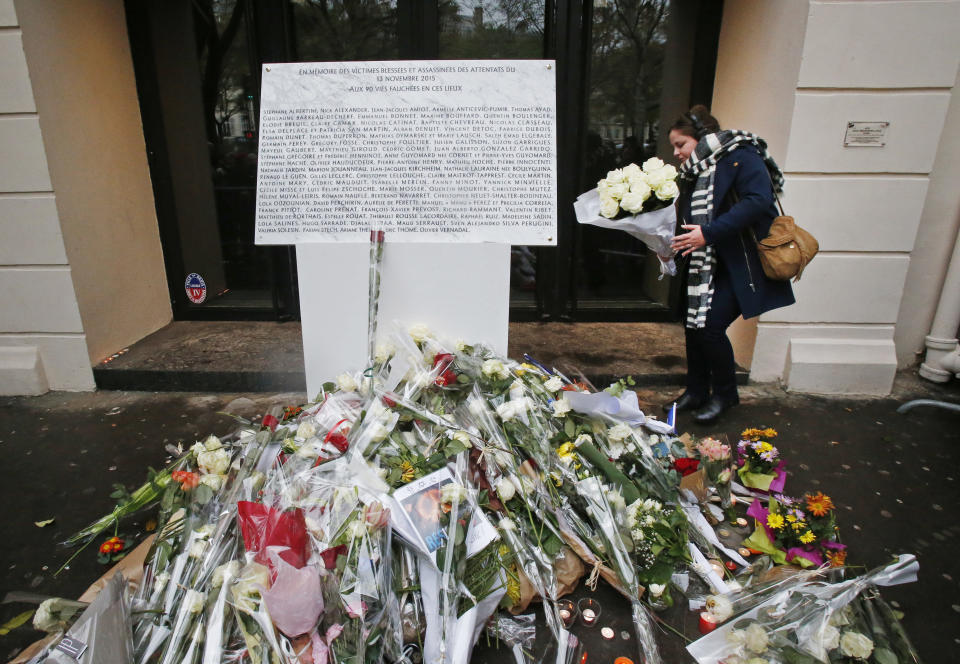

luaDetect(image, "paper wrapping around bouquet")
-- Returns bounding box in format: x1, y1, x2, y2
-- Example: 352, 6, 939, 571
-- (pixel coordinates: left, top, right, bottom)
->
736, 460, 786, 492
573, 188, 678, 276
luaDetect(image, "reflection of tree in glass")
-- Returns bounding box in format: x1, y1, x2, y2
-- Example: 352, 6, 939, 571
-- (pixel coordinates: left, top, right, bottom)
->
194, 0, 252, 146
439, 0, 545, 59
590, 0, 669, 157
292, 0, 399, 62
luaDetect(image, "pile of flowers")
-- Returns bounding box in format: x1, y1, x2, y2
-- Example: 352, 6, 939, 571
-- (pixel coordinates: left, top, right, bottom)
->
32, 328, 917, 664
597, 157, 680, 219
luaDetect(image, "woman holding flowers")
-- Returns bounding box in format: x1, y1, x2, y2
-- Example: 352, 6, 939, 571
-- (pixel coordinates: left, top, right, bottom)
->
666, 105, 795, 423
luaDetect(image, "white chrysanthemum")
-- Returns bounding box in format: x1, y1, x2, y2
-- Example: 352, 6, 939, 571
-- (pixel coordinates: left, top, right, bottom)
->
191, 442, 206, 457
185, 589, 206, 614
199, 473, 224, 492
839, 632, 874, 659
551, 398, 572, 418
744, 623, 769, 654
543, 375, 564, 392
499, 517, 517, 531
607, 423, 633, 442
706, 595, 733, 622
211, 560, 240, 589
607, 440, 626, 460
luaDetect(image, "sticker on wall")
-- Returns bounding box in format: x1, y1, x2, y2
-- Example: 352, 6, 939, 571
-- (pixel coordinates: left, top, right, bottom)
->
185, 273, 207, 304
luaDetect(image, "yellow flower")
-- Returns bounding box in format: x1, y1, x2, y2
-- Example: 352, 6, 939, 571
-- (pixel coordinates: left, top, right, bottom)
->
786, 514, 797, 523
400, 460, 415, 483
766, 513, 785, 530
763, 428, 778, 438
557, 442, 575, 457
800, 531, 816, 544
792, 521, 806, 532
758, 442, 773, 453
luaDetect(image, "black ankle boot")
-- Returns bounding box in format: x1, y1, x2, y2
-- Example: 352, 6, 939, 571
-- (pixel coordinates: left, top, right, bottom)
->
663, 392, 707, 413
692, 395, 739, 423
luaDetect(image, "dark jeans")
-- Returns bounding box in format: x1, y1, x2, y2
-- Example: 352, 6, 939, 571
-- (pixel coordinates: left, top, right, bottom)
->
684, 262, 741, 403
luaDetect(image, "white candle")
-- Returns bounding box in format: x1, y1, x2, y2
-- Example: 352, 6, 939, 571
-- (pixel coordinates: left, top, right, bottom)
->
559, 609, 571, 622
600, 627, 615, 640
582, 608, 596, 623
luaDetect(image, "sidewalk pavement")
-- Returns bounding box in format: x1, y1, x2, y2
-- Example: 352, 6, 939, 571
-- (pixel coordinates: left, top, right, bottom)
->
1, 373, 958, 662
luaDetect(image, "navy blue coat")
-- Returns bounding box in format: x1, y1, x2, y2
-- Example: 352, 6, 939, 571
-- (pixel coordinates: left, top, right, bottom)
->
678, 145, 795, 320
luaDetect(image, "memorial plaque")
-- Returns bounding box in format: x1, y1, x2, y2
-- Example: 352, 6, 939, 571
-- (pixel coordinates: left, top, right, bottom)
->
843, 121, 889, 147
255, 60, 557, 245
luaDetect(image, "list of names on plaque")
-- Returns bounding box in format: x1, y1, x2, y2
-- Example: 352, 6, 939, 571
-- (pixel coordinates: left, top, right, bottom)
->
255, 61, 557, 245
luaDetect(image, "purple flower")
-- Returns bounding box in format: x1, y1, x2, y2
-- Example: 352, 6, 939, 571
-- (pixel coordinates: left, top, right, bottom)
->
773, 494, 794, 505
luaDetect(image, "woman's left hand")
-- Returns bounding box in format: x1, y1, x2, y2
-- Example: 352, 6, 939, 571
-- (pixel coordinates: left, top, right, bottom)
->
671, 224, 706, 256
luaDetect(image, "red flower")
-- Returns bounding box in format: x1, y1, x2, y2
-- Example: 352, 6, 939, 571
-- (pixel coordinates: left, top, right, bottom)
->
433, 354, 458, 386
326, 432, 349, 453
382, 395, 397, 408
171, 470, 199, 490
435, 370, 458, 386
673, 458, 700, 477
99, 536, 125, 555
320, 544, 347, 570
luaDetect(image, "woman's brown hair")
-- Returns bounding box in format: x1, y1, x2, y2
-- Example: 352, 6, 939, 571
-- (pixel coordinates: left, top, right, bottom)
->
670, 104, 720, 140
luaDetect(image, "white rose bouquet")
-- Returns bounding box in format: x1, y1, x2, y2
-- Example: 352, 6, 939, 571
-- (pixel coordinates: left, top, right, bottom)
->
574, 157, 682, 276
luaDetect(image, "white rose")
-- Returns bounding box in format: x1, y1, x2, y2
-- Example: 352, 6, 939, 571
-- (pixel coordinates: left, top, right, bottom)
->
597, 178, 611, 195
727, 629, 747, 647
203, 435, 223, 451
644, 168, 669, 188
621, 163, 642, 180
197, 448, 231, 475
599, 195, 620, 219
467, 396, 488, 418
499, 517, 517, 531
706, 595, 733, 622
496, 401, 518, 421
185, 589, 206, 614
818, 624, 840, 652
199, 473, 224, 492
607, 182, 629, 200
191, 442, 206, 457
551, 398, 572, 418
512, 474, 534, 497
454, 339, 469, 352
482, 358, 510, 380
605, 168, 626, 184
33, 599, 68, 632
659, 164, 678, 180
628, 174, 651, 193
606, 488, 626, 512
450, 430, 471, 446
153, 571, 171, 595
839, 632, 874, 659
408, 323, 432, 343
607, 423, 633, 442
374, 341, 395, 364
620, 190, 648, 214
744, 623, 769, 654
211, 560, 240, 589
367, 420, 391, 443
189, 539, 209, 559
296, 421, 317, 440
495, 476, 516, 502
440, 482, 468, 504
543, 375, 563, 392
335, 372, 359, 393
642, 157, 665, 173
655, 180, 680, 201
347, 520, 369, 540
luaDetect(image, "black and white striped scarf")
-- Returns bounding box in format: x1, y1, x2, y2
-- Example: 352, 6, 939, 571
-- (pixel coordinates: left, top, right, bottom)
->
679, 130, 784, 328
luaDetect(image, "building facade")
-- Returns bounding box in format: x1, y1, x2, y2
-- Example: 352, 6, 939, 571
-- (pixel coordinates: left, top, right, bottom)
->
1, 0, 958, 395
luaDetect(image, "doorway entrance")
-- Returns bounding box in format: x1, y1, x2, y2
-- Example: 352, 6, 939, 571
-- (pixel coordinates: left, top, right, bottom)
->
125, 0, 721, 322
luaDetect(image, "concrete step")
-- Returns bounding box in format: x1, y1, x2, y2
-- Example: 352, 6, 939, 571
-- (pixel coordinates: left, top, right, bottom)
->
93, 320, 746, 392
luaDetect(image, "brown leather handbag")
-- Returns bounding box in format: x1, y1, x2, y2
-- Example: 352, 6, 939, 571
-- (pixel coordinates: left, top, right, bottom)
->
753, 190, 818, 282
